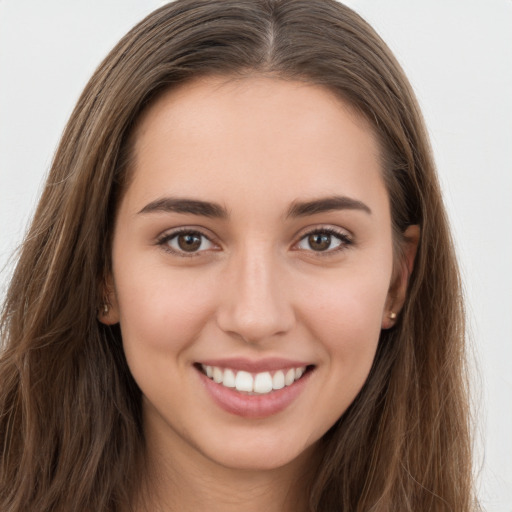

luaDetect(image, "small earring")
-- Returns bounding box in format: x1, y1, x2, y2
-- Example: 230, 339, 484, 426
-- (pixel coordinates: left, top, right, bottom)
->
103, 303, 109, 315
389, 312, 397, 320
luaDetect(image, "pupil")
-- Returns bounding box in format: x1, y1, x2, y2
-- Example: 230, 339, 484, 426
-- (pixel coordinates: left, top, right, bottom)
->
309, 233, 330, 251
178, 233, 201, 252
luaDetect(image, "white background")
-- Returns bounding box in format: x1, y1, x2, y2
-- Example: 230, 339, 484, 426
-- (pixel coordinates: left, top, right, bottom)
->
1, 1, 511, 510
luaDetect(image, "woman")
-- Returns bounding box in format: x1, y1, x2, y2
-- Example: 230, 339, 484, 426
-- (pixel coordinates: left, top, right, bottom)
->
0, 1, 478, 510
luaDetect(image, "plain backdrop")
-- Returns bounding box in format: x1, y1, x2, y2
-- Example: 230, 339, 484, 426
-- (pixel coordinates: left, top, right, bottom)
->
1, 1, 511, 510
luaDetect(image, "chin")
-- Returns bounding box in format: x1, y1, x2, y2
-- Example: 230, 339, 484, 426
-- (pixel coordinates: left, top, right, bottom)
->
200, 430, 320, 473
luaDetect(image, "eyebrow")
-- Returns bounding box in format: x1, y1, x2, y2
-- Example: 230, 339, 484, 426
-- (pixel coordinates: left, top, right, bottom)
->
138, 197, 228, 218
286, 195, 372, 217
137, 194, 371, 219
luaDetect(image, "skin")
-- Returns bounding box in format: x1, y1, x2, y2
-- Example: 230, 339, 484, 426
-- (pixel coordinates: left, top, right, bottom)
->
101, 76, 418, 511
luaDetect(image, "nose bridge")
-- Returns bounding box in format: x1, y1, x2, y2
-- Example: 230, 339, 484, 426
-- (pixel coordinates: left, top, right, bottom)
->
217, 241, 294, 343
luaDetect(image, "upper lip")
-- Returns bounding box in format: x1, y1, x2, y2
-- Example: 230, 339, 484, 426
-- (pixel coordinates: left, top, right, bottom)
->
196, 357, 312, 373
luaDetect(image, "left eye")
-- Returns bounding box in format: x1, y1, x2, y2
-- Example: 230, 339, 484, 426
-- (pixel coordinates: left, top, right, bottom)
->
296, 230, 350, 252
161, 231, 215, 254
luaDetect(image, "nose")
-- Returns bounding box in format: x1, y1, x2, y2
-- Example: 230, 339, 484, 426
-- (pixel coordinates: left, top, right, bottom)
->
216, 247, 295, 344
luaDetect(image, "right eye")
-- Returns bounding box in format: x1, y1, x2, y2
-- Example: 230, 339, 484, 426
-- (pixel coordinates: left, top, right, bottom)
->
157, 229, 216, 256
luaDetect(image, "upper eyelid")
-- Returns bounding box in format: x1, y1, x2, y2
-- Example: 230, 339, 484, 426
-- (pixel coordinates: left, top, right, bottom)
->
294, 224, 353, 241
157, 226, 217, 242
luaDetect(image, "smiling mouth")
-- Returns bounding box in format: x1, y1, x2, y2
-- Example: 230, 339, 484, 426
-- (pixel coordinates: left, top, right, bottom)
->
196, 363, 314, 395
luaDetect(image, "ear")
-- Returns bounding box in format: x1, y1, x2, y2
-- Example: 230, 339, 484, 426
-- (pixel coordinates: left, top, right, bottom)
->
97, 274, 120, 325
382, 225, 420, 329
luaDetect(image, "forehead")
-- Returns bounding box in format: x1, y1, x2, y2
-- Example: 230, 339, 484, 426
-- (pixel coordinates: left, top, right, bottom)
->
125, 75, 386, 215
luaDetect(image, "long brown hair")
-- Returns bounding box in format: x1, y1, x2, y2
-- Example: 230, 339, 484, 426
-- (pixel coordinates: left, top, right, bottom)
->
0, 1, 477, 510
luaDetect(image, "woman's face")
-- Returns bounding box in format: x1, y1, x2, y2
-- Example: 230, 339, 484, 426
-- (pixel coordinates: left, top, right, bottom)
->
104, 76, 407, 472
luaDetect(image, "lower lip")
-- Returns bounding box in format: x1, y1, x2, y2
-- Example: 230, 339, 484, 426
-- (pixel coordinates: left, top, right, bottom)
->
197, 368, 312, 419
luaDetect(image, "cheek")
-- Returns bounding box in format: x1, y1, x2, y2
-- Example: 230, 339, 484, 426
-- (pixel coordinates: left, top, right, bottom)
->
299, 265, 390, 362
305, 265, 389, 320
113, 259, 218, 354
270, 269, 390, 446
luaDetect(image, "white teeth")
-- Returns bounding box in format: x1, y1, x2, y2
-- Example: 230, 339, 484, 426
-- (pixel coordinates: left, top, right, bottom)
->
223, 369, 236, 388
285, 368, 295, 386
213, 366, 223, 383
235, 371, 254, 392
201, 364, 308, 394
254, 372, 273, 394
272, 370, 285, 390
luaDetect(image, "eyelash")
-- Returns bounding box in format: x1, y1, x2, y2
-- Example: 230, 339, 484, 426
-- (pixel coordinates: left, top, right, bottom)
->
156, 227, 353, 257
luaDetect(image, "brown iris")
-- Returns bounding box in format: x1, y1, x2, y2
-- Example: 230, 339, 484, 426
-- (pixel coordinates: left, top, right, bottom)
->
177, 233, 202, 252
308, 233, 332, 251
